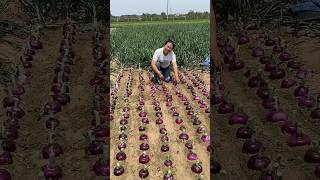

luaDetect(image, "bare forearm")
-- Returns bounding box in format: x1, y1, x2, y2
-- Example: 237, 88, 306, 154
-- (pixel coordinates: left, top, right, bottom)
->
173, 64, 179, 79
151, 61, 161, 76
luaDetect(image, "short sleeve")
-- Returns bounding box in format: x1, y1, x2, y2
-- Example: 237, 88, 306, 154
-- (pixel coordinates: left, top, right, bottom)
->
171, 51, 176, 63
152, 49, 160, 62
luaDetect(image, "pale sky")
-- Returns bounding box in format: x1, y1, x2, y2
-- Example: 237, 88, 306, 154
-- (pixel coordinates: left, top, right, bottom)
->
111, 0, 210, 16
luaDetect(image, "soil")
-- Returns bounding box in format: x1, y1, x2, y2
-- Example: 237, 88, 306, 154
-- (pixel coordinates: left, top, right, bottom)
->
0, 25, 107, 180
212, 29, 320, 180
110, 69, 210, 179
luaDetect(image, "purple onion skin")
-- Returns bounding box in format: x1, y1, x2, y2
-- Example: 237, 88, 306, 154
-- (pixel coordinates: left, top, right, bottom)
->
262, 98, 274, 109
191, 163, 203, 174
269, 68, 286, 79
0, 152, 12, 165
294, 86, 308, 97
315, 165, 320, 177
218, 102, 235, 114
266, 110, 288, 122
229, 113, 249, 125
287, 60, 301, 69
161, 145, 169, 152
260, 173, 275, 180
296, 69, 307, 79
42, 164, 62, 179
281, 121, 297, 135
93, 159, 109, 176
239, 36, 250, 45
242, 139, 262, 154
0, 169, 11, 180
304, 148, 320, 163
264, 63, 277, 72
140, 143, 149, 151
139, 168, 149, 178
247, 154, 271, 171
279, 52, 291, 61
252, 48, 264, 57
287, 133, 311, 147
281, 79, 296, 88
164, 159, 173, 167
139, 154, 150, 164
298, 96, 315, 108
42, 143, 64, 159
114, 165, 125, 176
236, 127, 253, 139
116, 151, 126, 161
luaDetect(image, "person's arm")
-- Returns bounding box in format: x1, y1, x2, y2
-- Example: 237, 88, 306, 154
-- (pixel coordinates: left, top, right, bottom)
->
172, 60, 180, 83
151, 50, 164, 80
211, 2, 223, 69
151, 60, 163, 79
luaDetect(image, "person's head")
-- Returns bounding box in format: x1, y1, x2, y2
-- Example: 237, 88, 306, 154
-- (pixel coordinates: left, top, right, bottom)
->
163, 39, 175, 55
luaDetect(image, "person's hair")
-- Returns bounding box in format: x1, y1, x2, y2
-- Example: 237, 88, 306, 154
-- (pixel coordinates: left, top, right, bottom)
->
164, 39, 175, 49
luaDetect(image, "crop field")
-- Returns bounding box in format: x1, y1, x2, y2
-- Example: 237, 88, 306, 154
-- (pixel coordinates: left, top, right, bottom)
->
110, 21, 210, 68
110, 20, 211, 179
212, 24, 320, 179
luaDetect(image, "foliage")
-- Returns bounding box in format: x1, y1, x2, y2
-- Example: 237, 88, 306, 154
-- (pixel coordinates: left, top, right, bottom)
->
111, 22, 209, 69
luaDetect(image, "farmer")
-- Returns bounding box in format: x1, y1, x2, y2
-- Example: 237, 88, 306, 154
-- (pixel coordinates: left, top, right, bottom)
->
151, 39, 180, 84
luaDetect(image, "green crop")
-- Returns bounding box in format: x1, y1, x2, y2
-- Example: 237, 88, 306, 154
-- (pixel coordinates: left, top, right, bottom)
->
111, 22, 209, 69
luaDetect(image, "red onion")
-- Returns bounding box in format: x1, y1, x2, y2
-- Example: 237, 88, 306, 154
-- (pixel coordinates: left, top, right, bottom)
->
242, 138, 262, 154
262, 98, 274, 109
298, 95, 315, 108
156, 118, 163, 124
287, 133, 311, 147
236, 126, 253, 139
229, 106, 249, 125
139, 166, 149, 178
238, 35, 250, 45
191, 161, 203, 174
42, 143, 64, 159
287, 60, 301, 69
0, 151, 12, 165
161, 144, 169, 152
164, 158, 173, 167
304, 142, 320, 163
218, 101, 234, 114
113, 163, 124, 176
0, 169, 11, 180
187, 150, 198, 161
93, 145, 109, 176
211, 160, 222, 174
296, 69, 307, 79
163, 169, 174, 180
247, 154, 271, 171
294, 83, 308, 97
281, 121, 297, 135
116, 149, 126, 161
281, 79, 296, 88
139, 151, 150, 164
315, 164, 320, 177
269, 67, 286, 79
252, 47, 264, 57
279, 51, 291, 61
265, 38, 275, 46
201, 133, 210, 143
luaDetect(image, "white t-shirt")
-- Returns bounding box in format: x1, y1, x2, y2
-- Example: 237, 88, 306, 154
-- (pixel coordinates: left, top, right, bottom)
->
152, 47, 176, 68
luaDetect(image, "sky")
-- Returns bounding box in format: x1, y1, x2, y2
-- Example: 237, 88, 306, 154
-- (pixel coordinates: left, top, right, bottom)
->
110, 0, 210, 16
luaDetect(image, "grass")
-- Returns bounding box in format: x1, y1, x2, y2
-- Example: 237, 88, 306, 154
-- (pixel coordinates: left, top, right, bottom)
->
110, 19, 209, 28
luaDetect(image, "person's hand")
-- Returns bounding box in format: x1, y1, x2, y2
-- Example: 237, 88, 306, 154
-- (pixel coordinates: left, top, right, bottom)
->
176, 77, 180, 84
158, 73, 164, 80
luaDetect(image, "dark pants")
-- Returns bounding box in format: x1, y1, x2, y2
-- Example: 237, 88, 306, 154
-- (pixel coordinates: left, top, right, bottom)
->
152, 62, 171, 84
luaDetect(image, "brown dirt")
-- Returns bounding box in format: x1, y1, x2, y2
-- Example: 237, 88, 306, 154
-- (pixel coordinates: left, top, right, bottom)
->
110, 70, 210, 179
212, 30, 320, 180
0, 26, 106, 179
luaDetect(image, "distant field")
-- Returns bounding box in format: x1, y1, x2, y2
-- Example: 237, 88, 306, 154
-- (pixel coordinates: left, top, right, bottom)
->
110, 19, 209, 28
110, 20, 210, 68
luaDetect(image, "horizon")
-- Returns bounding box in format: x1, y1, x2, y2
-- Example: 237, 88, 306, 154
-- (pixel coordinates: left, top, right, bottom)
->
111, 0, 209, 16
